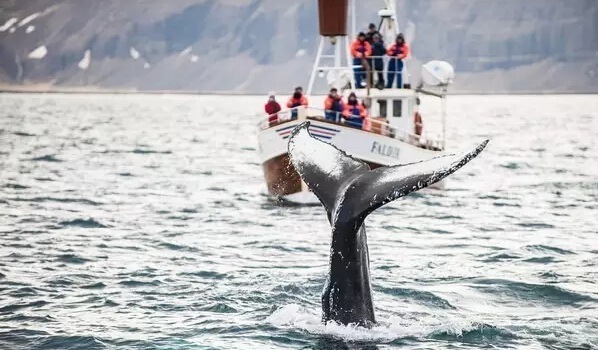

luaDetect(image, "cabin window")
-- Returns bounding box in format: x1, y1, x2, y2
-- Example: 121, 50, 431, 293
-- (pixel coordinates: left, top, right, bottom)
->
392, 100, 402, 117
377, 100, 387, 118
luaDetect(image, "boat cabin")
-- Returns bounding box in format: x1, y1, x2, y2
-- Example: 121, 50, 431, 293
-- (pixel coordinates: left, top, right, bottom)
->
353, 88, 418, 136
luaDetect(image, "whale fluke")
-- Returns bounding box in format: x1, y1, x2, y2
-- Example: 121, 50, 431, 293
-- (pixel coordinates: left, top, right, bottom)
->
287, 121, 488, 326
288, 121, 488, 226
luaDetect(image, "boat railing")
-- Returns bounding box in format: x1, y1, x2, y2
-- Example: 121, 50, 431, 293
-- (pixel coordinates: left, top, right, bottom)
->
258, 106, 444, 151
351, 55, 409, 89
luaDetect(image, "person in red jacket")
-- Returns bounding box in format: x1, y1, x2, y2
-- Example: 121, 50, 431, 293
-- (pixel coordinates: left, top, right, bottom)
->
286, 86, 308, 120
350, 32, 372, 88
386, 33, 410, 88
342, 92, 368, 129
324, 88, 344, 122
264, 92, 281, 126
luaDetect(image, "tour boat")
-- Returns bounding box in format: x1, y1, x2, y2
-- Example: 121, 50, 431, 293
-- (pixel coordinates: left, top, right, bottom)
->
257, 0, 455, 204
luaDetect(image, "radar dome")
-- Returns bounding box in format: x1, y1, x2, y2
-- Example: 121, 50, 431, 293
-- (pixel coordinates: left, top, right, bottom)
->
421, 61, 455, 86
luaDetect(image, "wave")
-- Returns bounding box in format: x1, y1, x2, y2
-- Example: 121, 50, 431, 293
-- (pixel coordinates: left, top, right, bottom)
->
179, 270, 228, 279
525, 244, 575, 255
58, 218, 108, 228
28, 155, 62, 162
132, 148, 171, 154
0, 300, 49, 313
13, 131, 36, 137
376, 286, 456, 309
55, 254, 92, 265
3, 183, 29, 190
470, 278, 597, 305
9, 196, 101, 206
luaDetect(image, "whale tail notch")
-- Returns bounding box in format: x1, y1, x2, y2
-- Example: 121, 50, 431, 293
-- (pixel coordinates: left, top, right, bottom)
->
287, 121, 488, 226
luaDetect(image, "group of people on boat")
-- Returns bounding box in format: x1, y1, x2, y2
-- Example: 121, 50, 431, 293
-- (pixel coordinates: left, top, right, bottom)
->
265, 87, 369, 130
351, 23, 410, 89
264, 86, 308, 125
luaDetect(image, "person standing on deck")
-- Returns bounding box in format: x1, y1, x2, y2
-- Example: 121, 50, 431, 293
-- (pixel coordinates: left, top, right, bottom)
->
370, 34, 386, 89
342, 92, 368, 129
386, 33, 410, 89
264, 92, 281, 126
365, 23, 381, 85
365, 23, 380, 44
350, 32, 372, 88
324, 88, 344, 122
286, 86, 308, 120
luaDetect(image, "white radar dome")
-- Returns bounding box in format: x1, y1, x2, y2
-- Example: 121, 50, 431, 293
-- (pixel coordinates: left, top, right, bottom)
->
421, 61, 455, 86
378, 9, 394, 18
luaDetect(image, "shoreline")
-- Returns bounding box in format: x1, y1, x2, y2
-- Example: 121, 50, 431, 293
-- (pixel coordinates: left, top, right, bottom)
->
0, 85, 596, 96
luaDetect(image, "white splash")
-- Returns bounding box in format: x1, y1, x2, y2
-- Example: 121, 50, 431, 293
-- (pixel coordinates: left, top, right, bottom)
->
78, 50, 91, 70
190, 55, 199, 63
143, 62, 150, 69
130, 47, 140, 60
18, 12, 40, 27
9, 27, 16, 33
25, 25, 35, 34
28, 46, 47, 59
267, 304, 492, 342
0, 18, 18, 32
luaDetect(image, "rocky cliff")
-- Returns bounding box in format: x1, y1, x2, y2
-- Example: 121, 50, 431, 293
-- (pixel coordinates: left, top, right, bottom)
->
0, 0, 596, 93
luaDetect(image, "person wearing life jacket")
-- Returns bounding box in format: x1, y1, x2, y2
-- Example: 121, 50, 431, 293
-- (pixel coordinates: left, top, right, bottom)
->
264, 92, 281, 126
324, 88, 344, 122
286, 86, 308, 119
342, 92, 368, 129
350, 32, 372, 89
386, 33, 410, 89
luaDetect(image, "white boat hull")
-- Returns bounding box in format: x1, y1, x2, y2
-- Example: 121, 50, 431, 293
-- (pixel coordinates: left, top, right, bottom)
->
257, 117, 444, 202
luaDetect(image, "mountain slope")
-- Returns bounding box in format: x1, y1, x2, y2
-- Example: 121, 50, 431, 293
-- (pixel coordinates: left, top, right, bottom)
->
0, 0, 596, 93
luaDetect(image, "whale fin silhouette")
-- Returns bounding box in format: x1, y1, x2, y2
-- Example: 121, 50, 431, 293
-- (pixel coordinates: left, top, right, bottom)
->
288, 121, 488, 226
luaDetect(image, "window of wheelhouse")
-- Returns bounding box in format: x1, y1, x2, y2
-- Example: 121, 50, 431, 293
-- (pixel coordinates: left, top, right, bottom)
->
392, 99, 402, 117
377, 100, 387, 118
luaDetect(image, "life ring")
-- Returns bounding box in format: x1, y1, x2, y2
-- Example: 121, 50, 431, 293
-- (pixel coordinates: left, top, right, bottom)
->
414, 112, 423, 136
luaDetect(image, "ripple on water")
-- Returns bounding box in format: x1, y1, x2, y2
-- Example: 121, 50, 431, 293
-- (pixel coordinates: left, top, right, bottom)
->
0, 300, 49, 314
178, 271, 229, 280
58, 218, 108, 228
10, 196, 102, 206
525, 244, 575, 255
471, 278, 597, 306
55, 254, 92, 265
3, 183, 29, 190
378, 286, 456, 309
28, 155, 62, 162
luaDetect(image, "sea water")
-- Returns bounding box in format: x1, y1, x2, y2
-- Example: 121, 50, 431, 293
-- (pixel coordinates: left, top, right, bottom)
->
0, 93, 596, 349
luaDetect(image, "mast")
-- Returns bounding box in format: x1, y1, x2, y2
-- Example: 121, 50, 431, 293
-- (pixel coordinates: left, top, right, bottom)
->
307, 0, 354, 95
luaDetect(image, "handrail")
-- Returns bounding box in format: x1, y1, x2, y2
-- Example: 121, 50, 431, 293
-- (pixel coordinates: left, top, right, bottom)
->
257, 106, 444, 150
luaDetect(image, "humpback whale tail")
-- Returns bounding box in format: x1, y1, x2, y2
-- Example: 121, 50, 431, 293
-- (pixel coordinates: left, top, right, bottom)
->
288, 122, 488, 226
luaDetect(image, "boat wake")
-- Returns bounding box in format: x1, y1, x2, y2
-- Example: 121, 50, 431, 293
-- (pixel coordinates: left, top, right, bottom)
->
266, 304, 509, 343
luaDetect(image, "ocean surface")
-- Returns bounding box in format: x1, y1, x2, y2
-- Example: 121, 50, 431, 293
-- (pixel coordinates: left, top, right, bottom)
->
0, 93, 596, 350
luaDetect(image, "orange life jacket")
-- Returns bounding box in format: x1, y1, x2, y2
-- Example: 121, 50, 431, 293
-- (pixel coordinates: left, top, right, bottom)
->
350, 40, 372, 58
387, 42, 410, 59
342, 102, 368, 118
286, 95, 308, 108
